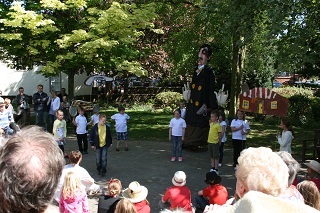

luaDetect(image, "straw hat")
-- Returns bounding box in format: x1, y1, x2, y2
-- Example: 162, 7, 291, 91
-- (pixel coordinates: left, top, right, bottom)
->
122, 181, 148, 203
304, 160, 320, 174
172, 171, 186, 186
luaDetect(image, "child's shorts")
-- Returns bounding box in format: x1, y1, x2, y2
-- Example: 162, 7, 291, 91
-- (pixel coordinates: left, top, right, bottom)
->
116, 132, 128, 140
208, 143, 220, 159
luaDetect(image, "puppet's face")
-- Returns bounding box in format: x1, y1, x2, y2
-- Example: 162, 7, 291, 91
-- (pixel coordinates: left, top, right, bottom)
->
198, 47, 209, 66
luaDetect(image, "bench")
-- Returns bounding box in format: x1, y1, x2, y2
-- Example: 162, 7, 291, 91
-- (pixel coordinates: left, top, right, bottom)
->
302, 129, 320, 162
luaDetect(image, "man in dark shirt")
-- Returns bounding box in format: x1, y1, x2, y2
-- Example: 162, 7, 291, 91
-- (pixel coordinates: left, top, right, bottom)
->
32, 84, 49, 131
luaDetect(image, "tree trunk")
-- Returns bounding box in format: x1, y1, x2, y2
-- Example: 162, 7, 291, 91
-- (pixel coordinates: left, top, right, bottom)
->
229, 33, 246, 119
68, 70, 76, 100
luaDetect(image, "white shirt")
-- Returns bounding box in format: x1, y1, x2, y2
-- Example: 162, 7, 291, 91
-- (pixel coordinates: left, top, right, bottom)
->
49, 97, 60, 115
169, 117, 186, 136
54, 164, 94, 202
75, 114, 87, 134
90, 114, 100, 125
0, 109, 12, 128
220, 120, 227, 142
181, 108, 186, 119
111, 113, 130, 132
277, 130, 293, 153
230, 119, 250, 140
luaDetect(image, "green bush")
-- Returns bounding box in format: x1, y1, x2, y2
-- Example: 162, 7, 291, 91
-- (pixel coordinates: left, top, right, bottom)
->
273, 86, 314, 98
310, 97, 320, 121
155, 91, 183, 112
287, 95, 311, 125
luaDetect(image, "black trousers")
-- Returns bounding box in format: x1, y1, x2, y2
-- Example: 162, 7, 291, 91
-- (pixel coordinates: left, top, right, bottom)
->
232, 139, 246, 166
76, 134, 88, 152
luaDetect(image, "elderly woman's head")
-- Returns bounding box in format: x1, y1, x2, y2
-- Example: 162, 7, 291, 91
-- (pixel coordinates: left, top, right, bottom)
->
236, 147, 289, 198
277, 151, 300, 185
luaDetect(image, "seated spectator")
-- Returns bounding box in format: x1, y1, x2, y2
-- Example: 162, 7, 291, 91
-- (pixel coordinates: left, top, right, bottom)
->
203, 147, 317, 213
304, 160, 320, 191
115, 198, 137, 213
0, 126, 64, 213
122, 181, 151, 213
204, 190, 320, 213
98, 178, 122, 213
195, 171, 228, 211
0, 97, 14, 137
277, 151, 304, 202
297, 180, 320, 210
159, 171, 193, 213
59, 171, 89, 213
54, 150, 101, 202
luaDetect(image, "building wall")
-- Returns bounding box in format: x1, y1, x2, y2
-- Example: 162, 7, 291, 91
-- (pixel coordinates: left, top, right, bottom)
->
0, 62, 91, 96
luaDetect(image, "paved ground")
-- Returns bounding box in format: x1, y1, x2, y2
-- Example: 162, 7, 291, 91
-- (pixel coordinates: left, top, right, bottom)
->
62, 135, 237, 212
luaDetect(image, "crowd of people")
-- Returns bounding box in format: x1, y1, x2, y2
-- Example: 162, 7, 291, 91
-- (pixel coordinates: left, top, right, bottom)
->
1, 125, 319, 213
0, 44, 319, 213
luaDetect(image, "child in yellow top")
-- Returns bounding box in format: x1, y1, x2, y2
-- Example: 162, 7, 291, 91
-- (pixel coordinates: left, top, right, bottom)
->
53, 110, 67, 154
207, 110, 222, 173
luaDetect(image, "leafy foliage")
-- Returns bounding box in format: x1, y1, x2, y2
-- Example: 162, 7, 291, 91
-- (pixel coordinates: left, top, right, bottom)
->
154, 91, 183, 112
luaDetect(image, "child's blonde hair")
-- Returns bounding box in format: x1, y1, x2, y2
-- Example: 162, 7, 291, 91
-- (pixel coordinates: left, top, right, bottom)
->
107, 178, 122, 197
297, 180, 320, 210
115, 198, 137, 213
4, 98, 11, 105
61, 171, 82, 200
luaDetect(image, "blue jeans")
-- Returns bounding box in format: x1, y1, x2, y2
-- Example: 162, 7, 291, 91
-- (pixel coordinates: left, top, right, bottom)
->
35, 111, 47, 131
1, 126, 13, 137
171, 136, 182, 157
195, 195, 208, 211
96, 145, 108, 174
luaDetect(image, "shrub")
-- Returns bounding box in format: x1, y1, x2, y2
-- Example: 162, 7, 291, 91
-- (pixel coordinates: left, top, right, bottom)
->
155, 91, 183, 112
273, 86, 314, 98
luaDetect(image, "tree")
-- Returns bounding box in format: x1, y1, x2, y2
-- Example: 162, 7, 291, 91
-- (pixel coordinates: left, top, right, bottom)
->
0, 0, 162, 98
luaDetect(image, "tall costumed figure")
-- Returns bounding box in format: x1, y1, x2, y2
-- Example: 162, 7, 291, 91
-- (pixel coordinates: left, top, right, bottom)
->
184, 44, 218, 148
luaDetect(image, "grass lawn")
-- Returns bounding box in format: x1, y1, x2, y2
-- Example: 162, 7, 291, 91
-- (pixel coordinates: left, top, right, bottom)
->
99, 110, 314, 161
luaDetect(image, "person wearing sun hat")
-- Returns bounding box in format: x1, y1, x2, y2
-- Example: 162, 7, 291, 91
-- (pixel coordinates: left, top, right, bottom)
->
304, 160, 320, 191
160, 171, 193, 213
122, 181, 150, 213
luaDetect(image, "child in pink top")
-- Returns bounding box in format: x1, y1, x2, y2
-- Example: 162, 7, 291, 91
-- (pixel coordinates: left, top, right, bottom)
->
59, 171, 89, 213
160, 171, 193, 212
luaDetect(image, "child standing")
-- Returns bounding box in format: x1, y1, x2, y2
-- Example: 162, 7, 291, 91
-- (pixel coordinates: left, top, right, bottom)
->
59, 171, 89, 213
230, 109, 250, 169
195, 171, 228, 211
53, 110, 67, 154
207, 110, 222, 173
218, 110, 227, 167
89, 114, 113, 177
169, 109, 186, 162
73, 107, 89, 154
276, 118, 294, 153
88, 108, 100, 126
111, 106, 130, 151
160, 171, 193, 213
60, 96, 70, 123
179, 100, 186, 119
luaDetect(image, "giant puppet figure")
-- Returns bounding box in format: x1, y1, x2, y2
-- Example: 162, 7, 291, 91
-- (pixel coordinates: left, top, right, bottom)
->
184, 44, 218, 148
